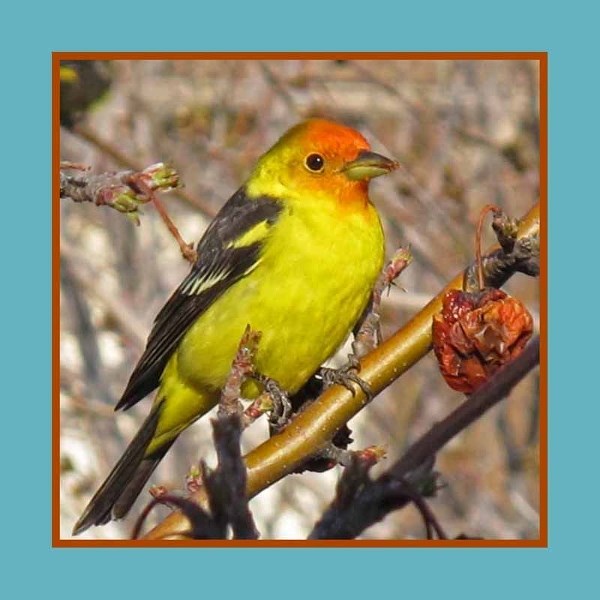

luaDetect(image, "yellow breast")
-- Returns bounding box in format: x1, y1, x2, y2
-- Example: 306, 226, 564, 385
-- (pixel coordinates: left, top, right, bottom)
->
173, 192, 384, 398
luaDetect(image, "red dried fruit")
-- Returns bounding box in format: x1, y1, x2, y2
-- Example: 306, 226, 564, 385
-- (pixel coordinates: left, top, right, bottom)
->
432, 288, 533, 393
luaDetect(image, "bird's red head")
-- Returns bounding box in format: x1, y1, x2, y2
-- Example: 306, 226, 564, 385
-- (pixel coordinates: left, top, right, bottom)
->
248, 119, 398, 208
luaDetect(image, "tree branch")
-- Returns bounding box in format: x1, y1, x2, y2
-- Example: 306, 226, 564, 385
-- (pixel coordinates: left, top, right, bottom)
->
70, 123, 218, 218
142, 202, 540, 540
309, 335, 539, 539
60, 162, 179, 226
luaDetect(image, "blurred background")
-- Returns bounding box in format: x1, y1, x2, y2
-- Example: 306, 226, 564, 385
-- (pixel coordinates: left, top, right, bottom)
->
59, 58, 541, 540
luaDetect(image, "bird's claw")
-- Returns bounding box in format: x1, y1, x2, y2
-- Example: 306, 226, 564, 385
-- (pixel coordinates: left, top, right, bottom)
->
318, 356, 372, 400
253, 374, 292, 429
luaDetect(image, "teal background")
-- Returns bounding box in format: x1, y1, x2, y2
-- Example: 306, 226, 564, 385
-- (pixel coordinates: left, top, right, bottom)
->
2, 0, 595, 597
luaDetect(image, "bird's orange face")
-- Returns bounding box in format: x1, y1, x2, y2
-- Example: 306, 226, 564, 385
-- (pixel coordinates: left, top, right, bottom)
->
250, 119, 398, 208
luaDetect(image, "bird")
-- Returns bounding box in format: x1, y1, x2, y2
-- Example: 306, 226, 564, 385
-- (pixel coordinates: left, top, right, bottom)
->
72, 118, 397, 535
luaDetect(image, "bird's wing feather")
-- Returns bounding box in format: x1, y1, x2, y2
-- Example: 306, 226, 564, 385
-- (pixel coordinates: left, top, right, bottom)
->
115, 188, 282, 411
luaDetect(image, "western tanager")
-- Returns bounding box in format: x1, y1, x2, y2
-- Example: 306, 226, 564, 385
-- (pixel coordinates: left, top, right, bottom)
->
72, 118, 397, 535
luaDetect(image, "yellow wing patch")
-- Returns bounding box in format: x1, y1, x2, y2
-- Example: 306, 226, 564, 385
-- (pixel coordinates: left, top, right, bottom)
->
226, 220, 273, 250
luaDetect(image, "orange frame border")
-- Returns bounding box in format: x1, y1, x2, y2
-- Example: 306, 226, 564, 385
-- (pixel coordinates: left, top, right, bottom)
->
52, 51, 548, 548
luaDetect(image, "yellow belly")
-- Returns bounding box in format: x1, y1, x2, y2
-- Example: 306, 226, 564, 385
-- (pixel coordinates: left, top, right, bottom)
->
152, 197, 384, 447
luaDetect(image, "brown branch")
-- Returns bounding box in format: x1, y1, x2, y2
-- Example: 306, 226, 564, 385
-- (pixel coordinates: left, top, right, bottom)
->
152, 194, 197, 263
309, 336, 539, 539
307, 454, 439, 540
143, 202, 540, 540
475, 205, 500, 290
390, 335, 539, 479
132, 174, 197, 263
133, 408, 259, 540
352, 246, 412, 358
218, 325, 262, 419
134, 327, 263, 538
403, 480, 448, 540
60, 162, 179, 226
206, 415, 260, 540
61, 162, 200, 262
71, 123, 218, 218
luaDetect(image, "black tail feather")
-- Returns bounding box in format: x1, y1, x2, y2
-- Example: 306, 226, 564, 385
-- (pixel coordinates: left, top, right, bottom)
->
72, 406, 170, 536
111, 443, 172, 520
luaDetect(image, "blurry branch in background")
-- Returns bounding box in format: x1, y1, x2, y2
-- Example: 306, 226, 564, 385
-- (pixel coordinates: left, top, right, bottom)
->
143, 202, 540, 540
60, 238, 148, 351
259, 62, 302, 115
60, 254, 113, 406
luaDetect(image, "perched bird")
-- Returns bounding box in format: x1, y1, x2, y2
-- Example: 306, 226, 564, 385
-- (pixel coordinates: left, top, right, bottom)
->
72, 118, 397, 535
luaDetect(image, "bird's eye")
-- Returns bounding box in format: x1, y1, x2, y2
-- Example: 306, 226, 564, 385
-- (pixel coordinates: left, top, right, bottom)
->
304, 153, 325, 173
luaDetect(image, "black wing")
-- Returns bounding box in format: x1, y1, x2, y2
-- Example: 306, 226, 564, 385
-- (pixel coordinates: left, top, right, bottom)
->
115, 188, 282, 411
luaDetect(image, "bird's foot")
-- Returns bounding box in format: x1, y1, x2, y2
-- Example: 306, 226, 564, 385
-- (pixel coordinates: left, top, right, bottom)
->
318, 355, 372, 400
253, 374, 292, 429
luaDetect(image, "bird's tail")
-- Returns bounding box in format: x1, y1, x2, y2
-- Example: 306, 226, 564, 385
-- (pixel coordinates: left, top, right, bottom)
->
72, 405, 173, 536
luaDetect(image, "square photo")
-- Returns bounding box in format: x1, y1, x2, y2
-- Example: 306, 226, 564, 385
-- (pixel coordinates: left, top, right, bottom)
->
56, 55, 544, 544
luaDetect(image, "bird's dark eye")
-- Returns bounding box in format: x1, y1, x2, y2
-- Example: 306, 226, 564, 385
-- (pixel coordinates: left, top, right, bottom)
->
304, 153, 325, 172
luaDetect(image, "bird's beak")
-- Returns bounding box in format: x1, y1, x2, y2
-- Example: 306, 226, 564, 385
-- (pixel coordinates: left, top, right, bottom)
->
342, 150, 398, 181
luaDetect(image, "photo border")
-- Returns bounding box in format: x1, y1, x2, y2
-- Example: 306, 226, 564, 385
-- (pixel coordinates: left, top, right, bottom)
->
53, 51, 547, 548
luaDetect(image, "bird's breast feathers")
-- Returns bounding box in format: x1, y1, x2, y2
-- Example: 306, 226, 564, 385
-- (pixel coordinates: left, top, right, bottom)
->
175, 191, 384, 395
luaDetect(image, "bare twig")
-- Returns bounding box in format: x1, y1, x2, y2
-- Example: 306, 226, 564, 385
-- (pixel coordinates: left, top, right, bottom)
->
310, 336, 539, 539
60, 162, 179, 226
475, 205, 501, 290
71, 123, 218, 217
132, 414, 259, 540
464, 209, 539, 292
391, 336, 539, 479
131, 176, 197, 263
218, 325, 262, 420
135, 327, 262, 539
401, 478, 448, 540
206, 415, 259, 539
353, 246, 413, 358
131, 494, 224, 540
61, 162, 201, 263
307, 454, 438, 540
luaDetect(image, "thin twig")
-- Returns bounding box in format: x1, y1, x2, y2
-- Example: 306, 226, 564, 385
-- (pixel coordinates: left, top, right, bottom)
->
476, 205, 500, 290
149, 194, 197, 263
72, 123, 218, 217
353, 246, 412, 358
390, 336, 540, 479
309, 337, 538, 539
218, 325, 262, 420
60, 162, 179, 227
